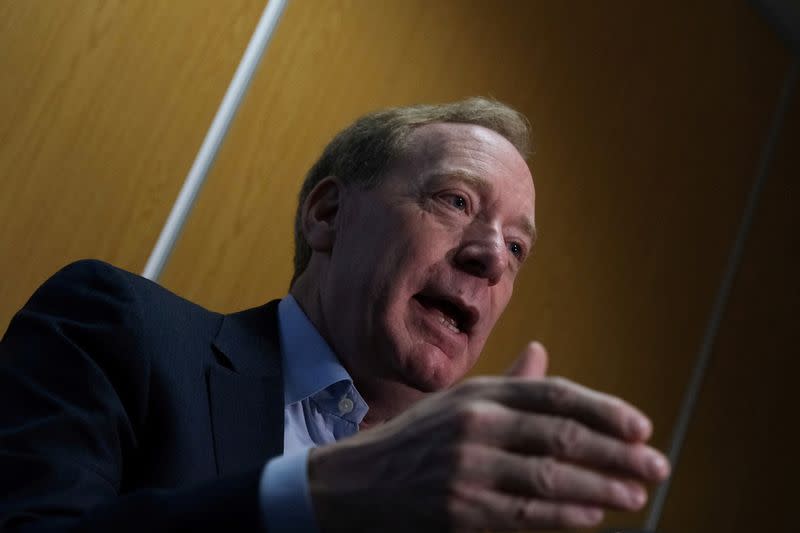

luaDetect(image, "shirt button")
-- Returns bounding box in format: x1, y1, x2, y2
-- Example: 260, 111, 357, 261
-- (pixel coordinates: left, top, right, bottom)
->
338, 396, 354, 415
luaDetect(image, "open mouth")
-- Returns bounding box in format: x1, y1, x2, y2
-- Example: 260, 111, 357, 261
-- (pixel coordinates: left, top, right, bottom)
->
413, 292, 477, 335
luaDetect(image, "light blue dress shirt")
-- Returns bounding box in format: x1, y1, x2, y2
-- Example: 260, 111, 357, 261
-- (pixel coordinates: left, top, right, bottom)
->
260, 295, 368, 532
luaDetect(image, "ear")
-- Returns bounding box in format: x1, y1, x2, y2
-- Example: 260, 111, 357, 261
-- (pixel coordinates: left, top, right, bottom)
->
301, 176, 342, 252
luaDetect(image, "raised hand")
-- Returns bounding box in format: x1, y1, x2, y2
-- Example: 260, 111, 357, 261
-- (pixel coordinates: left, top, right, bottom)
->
308, 342, 669, 532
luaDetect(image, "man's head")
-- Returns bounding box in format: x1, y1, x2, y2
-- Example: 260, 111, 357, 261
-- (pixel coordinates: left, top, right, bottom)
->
291, 98, 536, 403
292, 98, 531, 285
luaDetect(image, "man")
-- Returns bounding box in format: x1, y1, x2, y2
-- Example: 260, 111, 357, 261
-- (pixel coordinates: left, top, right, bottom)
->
0, 98, 669, 532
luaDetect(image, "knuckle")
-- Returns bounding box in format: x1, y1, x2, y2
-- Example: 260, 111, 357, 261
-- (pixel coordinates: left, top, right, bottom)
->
454, 401, 492, 437
531, 457, 560, 497
452, 442, 478, 473
542, 378, 572, 410
554, 505, 573, 526
608, 399, 631, 429
630, 443, 653, 473
445, 481, 474, 532
455, 376, 493, 398
552, 419, 584, 457
555, 505, 590, 527
510, 496, 531, 526
548, 376, 575, 389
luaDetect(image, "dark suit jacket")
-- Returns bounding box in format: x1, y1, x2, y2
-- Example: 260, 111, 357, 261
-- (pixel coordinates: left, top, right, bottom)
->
0, 260, 286, 532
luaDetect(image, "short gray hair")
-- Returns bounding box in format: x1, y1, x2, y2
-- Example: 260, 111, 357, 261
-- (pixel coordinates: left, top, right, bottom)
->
291, 97, 531, 286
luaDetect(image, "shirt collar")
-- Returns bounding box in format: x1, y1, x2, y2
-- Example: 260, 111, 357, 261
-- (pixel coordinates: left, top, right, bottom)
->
277, 295, 357, 405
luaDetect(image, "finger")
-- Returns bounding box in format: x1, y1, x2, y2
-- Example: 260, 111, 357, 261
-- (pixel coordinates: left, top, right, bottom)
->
502, 452, 646, 511
504, 341, 548, 379
449, 482, 604, 531
475, 376, 653, 442
511, 411, 669, 482
529, 415, 670, 482
466, 403, 669, 482
458, 444, 646, 511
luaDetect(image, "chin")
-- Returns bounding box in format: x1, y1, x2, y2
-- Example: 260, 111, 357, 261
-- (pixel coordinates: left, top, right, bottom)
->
395, 341, 469, 392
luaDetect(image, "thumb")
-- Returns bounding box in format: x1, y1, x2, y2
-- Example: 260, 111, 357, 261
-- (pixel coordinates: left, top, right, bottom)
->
505, 341, 548, 379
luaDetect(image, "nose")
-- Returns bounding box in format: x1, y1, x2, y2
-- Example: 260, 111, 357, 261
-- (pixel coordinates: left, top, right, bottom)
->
453, 222, 507, 286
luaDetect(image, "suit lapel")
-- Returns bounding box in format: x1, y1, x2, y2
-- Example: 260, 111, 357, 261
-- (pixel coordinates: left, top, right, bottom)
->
207, 300, 284, 477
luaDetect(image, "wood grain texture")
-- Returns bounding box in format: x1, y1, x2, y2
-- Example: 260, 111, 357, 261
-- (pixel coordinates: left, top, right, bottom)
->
0, 0, 263, 329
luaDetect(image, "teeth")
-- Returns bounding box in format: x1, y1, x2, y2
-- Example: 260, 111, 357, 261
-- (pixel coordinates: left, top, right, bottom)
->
439, 313, 460, 333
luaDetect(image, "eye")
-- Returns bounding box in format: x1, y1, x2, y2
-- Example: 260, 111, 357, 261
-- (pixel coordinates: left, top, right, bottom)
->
440, 193, 469, 212
508, 242, 525, 259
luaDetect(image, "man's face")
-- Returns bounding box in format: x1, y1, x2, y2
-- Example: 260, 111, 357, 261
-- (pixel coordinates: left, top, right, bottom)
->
321, 122, 536, 393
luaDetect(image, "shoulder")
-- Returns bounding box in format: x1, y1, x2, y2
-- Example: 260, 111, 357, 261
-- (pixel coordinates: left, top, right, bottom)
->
2, 260, 226, 415
5, 259, 225, 366
25, 259, 146, 313
24, 259, 219, 325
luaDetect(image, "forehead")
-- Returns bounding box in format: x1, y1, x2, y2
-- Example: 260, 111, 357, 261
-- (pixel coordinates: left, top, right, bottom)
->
397, 122, 536, 214
404, 122, 531, 180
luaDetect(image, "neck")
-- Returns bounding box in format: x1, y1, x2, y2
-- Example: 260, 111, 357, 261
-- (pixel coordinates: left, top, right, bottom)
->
355, 378, 428, 428
290, 271, 427, 426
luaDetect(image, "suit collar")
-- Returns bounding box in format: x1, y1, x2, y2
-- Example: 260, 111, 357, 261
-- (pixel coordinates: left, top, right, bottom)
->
212, 300, 282, 376
207, 299, 284, 476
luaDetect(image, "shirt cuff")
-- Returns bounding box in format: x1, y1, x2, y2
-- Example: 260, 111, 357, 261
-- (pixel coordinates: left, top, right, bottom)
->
260, 448, 320, 533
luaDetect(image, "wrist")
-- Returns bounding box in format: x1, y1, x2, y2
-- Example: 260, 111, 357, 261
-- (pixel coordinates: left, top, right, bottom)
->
308, 443, 376, 532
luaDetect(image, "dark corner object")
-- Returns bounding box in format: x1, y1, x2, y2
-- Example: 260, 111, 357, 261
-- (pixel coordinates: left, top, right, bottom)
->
751, 0, 800, 55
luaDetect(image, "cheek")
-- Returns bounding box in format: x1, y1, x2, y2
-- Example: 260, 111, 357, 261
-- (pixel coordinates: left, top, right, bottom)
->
494, 274, 516, 306
346, 236, 428, 331
475, 283, 515, 340
384, 228, 446, 291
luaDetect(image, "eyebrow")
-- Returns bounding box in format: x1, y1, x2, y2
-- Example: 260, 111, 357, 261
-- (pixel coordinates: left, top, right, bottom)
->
429, 170, 538, 244
518, 216, 538, 245
430, 170, 492, 196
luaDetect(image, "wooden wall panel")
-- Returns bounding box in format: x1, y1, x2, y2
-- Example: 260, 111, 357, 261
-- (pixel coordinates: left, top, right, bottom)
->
162, 2, 789, 528
0, 0, 263, 330
659, 78, 799, 532
2, 0, 794, 530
